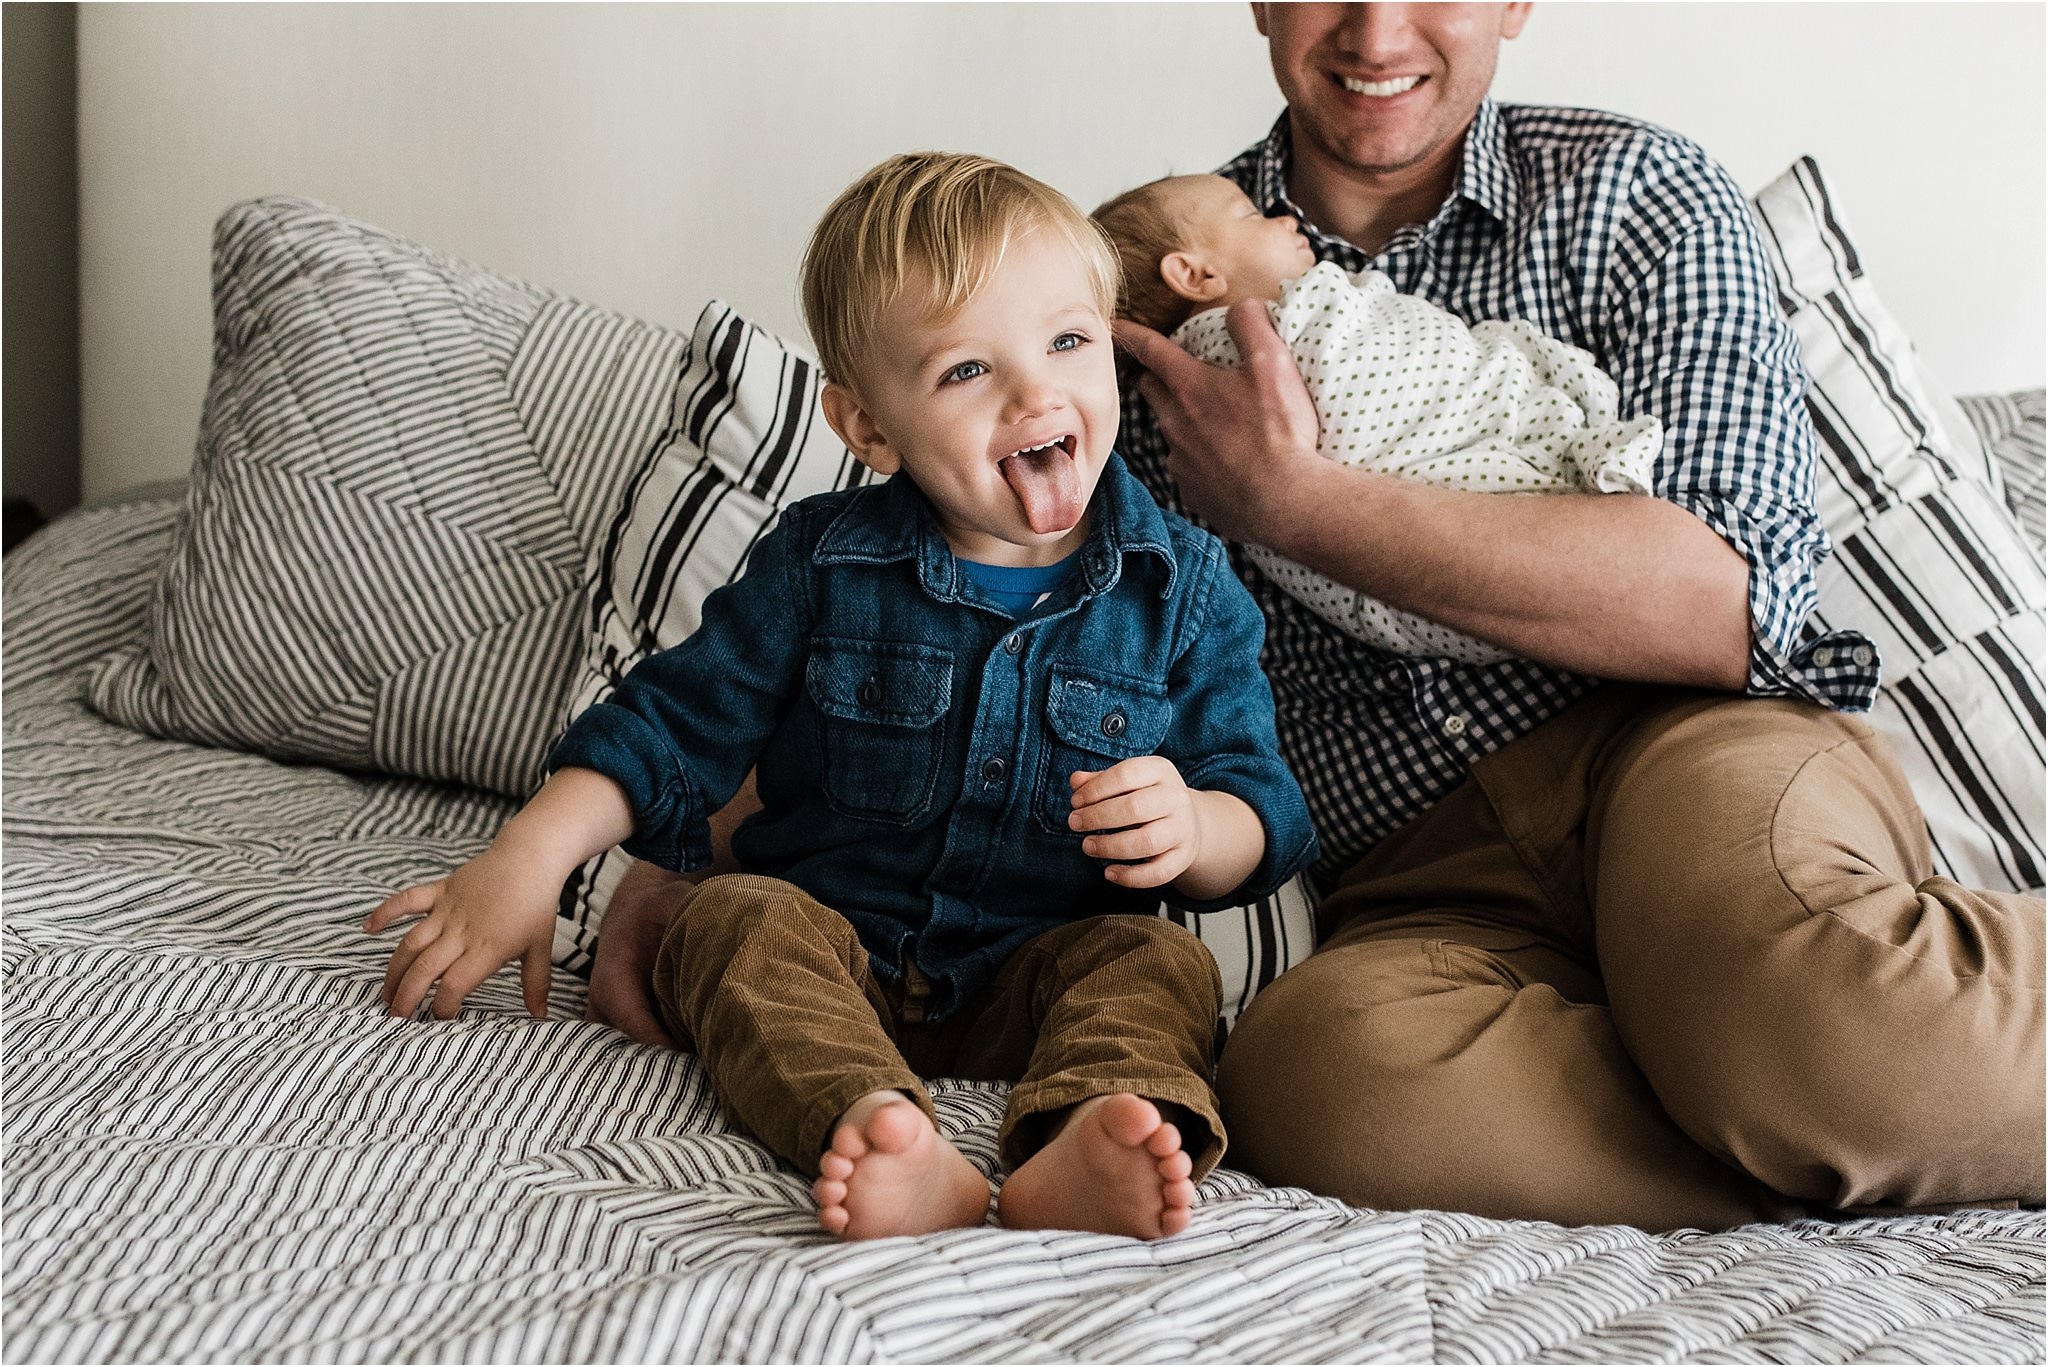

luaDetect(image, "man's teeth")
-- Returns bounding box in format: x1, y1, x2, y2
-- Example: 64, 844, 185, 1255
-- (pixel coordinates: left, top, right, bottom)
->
1342, 74, 1422, 97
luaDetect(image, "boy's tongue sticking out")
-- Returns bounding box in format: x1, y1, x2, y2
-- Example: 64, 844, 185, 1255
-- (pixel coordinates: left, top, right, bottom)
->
1001, 437, 1086, 534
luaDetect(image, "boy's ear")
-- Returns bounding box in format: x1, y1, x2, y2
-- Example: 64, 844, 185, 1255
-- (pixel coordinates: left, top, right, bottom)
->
820, 381, 901, 477
1159, 251, 1227, 305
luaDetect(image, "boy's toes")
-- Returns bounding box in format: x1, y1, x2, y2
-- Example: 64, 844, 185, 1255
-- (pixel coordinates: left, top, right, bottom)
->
828, 1124, 872, 1163
1143, 1122, 1182, 1159
1097, 1094, 1164, 1148
1160, 1205, 1192, 1238
815, 1094, 989, 1240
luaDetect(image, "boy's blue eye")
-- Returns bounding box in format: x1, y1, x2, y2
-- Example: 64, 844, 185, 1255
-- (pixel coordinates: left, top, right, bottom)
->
941, 360, 987, 385
1051, 332, 1088, 353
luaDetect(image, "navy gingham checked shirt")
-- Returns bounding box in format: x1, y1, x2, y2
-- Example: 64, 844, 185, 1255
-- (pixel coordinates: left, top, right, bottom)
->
1118, 103, 1880, 890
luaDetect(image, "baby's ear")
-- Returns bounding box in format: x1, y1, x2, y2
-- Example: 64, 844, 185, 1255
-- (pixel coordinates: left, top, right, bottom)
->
1159, 251, 1227, 305
821, 382, 901, 476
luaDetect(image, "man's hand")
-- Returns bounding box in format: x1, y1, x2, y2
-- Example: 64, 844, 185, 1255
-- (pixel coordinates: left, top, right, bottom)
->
1117, 300, 1751, 689
1068, 758, 1264, 901
367, 844, 559, 1020
587, 859, 687, 1047
584, 769, 763, 1048
1113, 299, 1321, 546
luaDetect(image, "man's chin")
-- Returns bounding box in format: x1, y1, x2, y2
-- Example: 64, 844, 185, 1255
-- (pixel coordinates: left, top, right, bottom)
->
1298, 108, 1453, 179
1335, 134, 1443, 178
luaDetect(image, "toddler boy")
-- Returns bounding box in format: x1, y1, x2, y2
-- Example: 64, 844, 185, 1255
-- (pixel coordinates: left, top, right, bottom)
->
369, 153, 1316, 1243
1093, 173, 1663, 663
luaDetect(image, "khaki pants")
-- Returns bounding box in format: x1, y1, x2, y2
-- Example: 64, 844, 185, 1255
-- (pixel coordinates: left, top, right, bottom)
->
1217, 686, 2046, 1231
652, 874, 1226, 1179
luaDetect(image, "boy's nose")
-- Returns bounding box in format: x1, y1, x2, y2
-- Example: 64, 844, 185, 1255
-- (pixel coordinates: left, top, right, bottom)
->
1004, 375, 1063, 420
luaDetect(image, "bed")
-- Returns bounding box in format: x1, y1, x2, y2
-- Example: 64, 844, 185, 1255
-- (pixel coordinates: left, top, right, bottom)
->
6, 162, 2045, 1364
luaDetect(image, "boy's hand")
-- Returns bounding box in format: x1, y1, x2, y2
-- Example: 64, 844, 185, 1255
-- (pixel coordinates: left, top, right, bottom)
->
1068, 757, 1204, 890
365, 843, 560, 1020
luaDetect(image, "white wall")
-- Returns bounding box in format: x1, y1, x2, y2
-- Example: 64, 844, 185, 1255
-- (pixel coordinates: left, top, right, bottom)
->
78, 2, 2045, 499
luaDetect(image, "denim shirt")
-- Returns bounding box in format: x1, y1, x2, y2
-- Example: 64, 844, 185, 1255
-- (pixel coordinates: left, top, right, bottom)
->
549, 454, 1318, 1019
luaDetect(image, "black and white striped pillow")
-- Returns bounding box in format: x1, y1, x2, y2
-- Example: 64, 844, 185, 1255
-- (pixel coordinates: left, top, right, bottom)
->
1958, 389, 2046, 555
1752, 159, 2044, 892
552, 303, 873, 969
85, 197, 686, 798
556, 302, 1318, 1017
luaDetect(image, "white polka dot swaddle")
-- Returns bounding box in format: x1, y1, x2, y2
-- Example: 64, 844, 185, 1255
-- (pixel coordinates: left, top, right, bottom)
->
1171, 261, 1661, 664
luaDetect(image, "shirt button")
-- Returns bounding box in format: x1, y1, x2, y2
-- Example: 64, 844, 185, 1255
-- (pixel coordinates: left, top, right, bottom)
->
1442, 713, 1467, 737
1101, 710, 1127, 739
856, 677, 883, 707
1852, 645, 1874, 667
1004, 633, 1022, 656
1812, 647, 1834, 667
981, 757, 1006, 783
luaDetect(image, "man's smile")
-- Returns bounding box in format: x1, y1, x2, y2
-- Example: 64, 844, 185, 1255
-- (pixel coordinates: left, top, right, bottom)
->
1337, 73, 1426, 98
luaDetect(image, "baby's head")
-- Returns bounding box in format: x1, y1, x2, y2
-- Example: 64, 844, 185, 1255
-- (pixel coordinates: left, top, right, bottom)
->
801, 152, 1122, 565
1092, 174, 1317, 335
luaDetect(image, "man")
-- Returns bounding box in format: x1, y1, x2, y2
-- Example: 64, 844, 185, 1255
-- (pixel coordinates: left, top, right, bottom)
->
594, 3, 2044, 1232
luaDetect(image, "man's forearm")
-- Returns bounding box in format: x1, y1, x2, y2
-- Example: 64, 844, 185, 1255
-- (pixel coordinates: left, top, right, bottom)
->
1259, 461, 1753, 689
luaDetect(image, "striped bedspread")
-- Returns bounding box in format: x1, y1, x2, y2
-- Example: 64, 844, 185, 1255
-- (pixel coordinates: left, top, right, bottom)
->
6, 497, 2043, 1364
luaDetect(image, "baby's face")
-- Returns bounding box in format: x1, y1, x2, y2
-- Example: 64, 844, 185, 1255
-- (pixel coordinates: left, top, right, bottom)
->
1174, 176, 1317, 306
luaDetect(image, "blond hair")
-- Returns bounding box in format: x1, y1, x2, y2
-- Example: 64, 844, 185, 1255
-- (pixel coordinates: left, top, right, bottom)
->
800, 152, 1118, 397
1090, 177, 1204, 337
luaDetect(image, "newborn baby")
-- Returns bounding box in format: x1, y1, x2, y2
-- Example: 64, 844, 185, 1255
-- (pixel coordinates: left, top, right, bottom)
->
1094, 174, 1662, 664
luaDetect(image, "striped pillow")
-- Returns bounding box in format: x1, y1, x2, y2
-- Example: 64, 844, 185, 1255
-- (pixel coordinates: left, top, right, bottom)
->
556, 301, 1318, 1020
554, 303, 874, 971
85, 197, 685, 798
1958, 390, 2047, 555
1752, 160, 2044, 892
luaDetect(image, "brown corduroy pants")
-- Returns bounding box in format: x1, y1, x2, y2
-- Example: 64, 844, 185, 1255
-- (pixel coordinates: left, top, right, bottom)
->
1217, 685, 2046, 1232
651, 874, 1227, 1179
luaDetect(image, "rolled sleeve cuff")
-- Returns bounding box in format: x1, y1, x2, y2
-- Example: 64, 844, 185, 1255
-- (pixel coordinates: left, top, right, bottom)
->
1750, 627, 1882, 712
546, 706, 713, 872
1165, 760, 1320, 915
1671, 493, 1880, 711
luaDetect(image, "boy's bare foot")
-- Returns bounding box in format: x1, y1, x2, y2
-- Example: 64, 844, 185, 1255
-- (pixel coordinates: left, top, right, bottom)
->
811, 1090, 990, 1239
995, 1093, 1197, 1239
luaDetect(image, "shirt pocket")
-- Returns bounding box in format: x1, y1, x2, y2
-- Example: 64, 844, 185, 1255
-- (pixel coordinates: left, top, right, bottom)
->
806, 639, 954, 825
1033, 664, 1173, 837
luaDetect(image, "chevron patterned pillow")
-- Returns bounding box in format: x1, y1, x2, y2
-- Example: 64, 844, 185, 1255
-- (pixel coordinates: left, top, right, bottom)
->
85, 197, 686, 798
